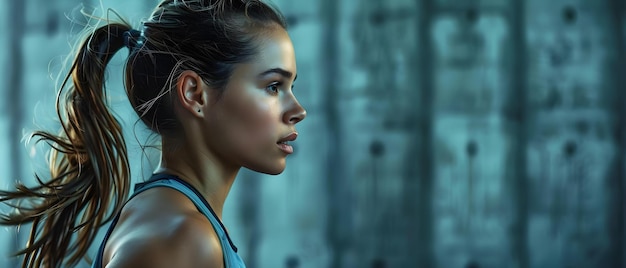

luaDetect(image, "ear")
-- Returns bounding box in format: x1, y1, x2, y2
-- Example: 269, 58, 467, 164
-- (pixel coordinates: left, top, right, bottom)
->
176, 70, 206, 118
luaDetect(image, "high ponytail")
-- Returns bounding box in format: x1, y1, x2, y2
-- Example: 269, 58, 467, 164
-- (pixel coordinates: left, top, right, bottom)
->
1, 0, 292, 267
0, 22, 132, 268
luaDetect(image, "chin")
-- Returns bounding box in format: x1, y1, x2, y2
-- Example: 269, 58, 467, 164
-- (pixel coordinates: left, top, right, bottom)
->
262, 165, 286, 175
264, 169, 284, 175
247, 162, 286, 175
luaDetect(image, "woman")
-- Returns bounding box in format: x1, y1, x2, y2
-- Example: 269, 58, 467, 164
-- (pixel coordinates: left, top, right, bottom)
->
0, 0, 305, 267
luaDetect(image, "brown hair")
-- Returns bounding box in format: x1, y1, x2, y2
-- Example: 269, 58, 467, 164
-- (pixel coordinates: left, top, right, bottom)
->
0, 1, 286, 267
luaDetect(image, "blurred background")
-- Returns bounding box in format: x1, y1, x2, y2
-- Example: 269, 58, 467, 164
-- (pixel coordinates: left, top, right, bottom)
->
0, 0, 625, 267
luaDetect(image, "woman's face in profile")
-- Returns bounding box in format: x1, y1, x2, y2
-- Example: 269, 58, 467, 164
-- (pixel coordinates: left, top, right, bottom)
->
201, 26, 306, 174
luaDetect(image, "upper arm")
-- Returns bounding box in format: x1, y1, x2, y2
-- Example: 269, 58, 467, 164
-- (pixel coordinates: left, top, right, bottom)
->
104, 215, 224, 268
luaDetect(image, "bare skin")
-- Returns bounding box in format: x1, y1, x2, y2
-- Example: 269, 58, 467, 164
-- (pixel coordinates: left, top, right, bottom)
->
102, 26, 306, 268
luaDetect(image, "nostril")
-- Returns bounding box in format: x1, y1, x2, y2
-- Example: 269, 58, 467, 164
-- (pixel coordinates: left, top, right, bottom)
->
284, 105, 306, 124
290, 111, 306, 124
289, 117, 300, 124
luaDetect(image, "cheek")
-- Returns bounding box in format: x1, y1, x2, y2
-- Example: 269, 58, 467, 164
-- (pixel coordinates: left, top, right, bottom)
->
249, 101, 279, 139
228, 95, 279, 144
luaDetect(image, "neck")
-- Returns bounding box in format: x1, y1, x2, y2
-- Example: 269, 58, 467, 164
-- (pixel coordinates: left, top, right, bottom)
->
155, 138, 240, 219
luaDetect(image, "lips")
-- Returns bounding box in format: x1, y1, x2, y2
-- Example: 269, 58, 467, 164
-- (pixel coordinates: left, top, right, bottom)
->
277, 132, 298, 154
277, 132, 298, 144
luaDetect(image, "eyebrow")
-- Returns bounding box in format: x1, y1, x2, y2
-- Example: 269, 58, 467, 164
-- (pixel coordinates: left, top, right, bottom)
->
259, 68, 297, 82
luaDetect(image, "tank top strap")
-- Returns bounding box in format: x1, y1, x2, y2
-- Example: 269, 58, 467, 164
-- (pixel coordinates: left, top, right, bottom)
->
91, 174, 246, 268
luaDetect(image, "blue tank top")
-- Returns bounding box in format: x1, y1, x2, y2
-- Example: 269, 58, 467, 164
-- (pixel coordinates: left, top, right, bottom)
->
91, 173, 246, 268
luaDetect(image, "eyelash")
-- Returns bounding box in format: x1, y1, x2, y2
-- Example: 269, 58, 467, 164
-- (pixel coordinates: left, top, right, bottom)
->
266, 82, 281, 95
265, 81, 295, 96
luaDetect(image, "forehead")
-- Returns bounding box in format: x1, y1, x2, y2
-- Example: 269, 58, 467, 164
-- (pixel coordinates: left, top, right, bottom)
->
247, 27, 297, 76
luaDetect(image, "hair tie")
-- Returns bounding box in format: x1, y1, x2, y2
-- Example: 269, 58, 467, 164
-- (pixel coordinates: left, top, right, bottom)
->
123, 29, 143, 50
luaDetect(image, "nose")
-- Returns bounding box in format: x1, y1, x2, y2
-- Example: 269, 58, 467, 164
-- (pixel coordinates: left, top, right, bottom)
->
284, 98, 306, 125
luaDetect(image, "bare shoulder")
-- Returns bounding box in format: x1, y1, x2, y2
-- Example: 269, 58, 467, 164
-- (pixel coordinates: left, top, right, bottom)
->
102, 187, 224, 268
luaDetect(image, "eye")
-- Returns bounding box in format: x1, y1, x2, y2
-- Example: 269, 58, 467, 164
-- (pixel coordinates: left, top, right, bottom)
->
266, 82, 280, 95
